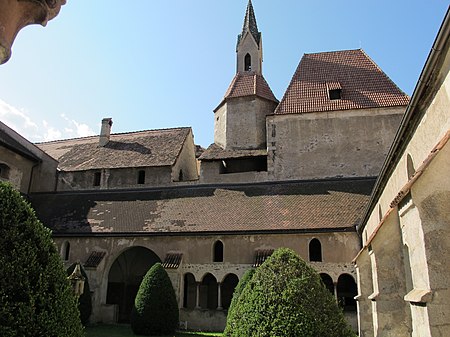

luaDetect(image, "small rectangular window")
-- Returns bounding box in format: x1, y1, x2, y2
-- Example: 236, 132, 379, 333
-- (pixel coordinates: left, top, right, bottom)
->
137, 170, 145, 184
93, 172, 101, 186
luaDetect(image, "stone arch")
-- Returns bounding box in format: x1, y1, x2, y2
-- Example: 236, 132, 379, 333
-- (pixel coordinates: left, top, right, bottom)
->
213, 240, 224, 262
320, 273, 334, 296
183, 273, 197, 309
309, 238, 322, 262
61, 241, 70, 261
105, 246, 161, 322
337, 273, 357, 312
221, 273, 239, 310
200, 273, 218, 310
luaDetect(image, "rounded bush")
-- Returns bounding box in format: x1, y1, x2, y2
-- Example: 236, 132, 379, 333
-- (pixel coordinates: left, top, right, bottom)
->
225, 248, 356, 337
130, 262, 179, 336
67, 263, 92, 325
0, 182, 83, 337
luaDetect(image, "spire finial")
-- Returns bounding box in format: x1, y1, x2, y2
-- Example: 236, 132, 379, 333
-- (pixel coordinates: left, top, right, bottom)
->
239, 0, 260, 46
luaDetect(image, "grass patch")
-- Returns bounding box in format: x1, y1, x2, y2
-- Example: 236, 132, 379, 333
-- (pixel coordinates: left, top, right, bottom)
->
85, 324, 222, 337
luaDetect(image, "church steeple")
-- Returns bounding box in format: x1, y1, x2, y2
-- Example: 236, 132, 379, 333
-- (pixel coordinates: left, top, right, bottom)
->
236, 0, 263, 75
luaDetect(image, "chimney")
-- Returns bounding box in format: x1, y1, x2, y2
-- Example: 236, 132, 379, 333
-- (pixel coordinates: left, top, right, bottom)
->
99, 118, 113, 147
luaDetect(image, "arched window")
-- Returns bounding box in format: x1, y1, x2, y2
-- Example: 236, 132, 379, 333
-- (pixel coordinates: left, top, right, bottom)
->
178, 169, 184, 181
309, 238, 322, 262
221, 274, 239, 309
200, 273, 218, 309
62, 241, 70, 261
183, 273, 197, 309
244, 53, 252, 71
0, 163, 10, 179
320, 273, 334, 296
337, 274, 357, 312
213, 240, 224, 262
137, 170, 145, 184
407, 154, 415, 180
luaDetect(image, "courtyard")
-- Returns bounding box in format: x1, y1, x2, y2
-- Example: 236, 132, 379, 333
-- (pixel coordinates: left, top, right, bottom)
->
85, 325, 222, 337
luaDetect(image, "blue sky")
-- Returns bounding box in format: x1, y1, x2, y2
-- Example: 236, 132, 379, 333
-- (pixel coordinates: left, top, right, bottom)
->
0, 1, 448, 147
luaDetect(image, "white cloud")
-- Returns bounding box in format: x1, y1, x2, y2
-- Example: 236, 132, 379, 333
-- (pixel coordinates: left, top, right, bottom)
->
0, 98, 96, 142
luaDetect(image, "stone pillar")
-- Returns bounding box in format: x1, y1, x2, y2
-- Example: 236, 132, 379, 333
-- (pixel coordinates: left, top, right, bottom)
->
333, 282, 338, 303
217, 282, 223, 310
195, 282, 200, 309
0, 0, 66, 64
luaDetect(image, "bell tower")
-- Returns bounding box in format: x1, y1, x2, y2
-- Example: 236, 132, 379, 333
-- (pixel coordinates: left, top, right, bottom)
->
236, 0, 263, 75
212, 0, 278, 151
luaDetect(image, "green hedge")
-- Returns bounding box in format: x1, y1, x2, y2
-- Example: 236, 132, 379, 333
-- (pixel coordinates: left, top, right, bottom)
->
0, 182, 83, 337
130, 263, 179, 335
224, 248, 355, 337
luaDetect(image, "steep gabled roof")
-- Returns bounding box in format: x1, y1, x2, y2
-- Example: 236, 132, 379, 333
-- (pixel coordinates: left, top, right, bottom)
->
36, 127, 191, 171
215, 72, 278, 111
237, 0, 261, 47
275, 49, 410, 114
29, 178, 375, 235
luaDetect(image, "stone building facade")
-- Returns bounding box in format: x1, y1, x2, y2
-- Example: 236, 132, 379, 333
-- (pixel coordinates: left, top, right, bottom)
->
354, 8, 450, 337
7, 1, 448, 335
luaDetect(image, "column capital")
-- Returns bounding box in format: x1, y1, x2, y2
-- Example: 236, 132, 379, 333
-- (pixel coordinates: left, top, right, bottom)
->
0, 0, 66, 64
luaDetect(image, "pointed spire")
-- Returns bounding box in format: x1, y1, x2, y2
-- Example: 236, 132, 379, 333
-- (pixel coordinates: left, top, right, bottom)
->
238, 0, 261, 46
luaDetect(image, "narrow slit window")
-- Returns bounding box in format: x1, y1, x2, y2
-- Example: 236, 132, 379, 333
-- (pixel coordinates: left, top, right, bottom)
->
93, 172, 101, 186
213, 240, 224, 262
137, 170, 145, 184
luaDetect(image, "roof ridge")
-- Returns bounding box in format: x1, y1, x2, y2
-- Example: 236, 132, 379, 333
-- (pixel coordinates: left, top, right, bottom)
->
35, 126, 192, 145
304, 48, 363, 56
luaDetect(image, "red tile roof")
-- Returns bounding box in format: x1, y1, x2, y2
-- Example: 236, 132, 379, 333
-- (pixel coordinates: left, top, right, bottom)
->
30, 178, 374, 235
275, 49, 409, 114
36, 128, 191, 171
216, 72, 278, 110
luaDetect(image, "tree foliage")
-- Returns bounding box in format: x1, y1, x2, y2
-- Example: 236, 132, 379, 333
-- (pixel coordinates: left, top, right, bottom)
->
67, 263, 92, 325
0, 182, 83, 337
130, 263, 179, 336
224, 248, 356, 337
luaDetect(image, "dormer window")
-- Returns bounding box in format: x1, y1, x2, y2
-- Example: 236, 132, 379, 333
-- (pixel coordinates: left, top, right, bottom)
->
327, 82, 342, 100
245, 53, 252, 71
329, 89, 342, 100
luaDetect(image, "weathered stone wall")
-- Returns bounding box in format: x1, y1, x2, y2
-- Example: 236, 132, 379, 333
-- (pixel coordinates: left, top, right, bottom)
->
171, 129, 199, 182
267, 107, 404, 180
56, 166, 173, 191
236, 32, 262, 74
55, 230, 359, 327
357, 35, 450, 337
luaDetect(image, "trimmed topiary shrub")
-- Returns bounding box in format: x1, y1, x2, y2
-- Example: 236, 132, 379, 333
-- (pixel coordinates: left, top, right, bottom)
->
0, 182, 83, 337
224, 248, 356, 337
130, 262, 179, 336
67, 263, 92, 325
224, 268, 255, 335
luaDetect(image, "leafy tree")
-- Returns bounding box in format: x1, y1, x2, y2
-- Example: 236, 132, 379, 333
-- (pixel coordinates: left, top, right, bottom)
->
130, 263, 179, 336
223, 268, 255, 336
67, 263, 92, 325
0, 182, 83, 337
224, 248, 356, 337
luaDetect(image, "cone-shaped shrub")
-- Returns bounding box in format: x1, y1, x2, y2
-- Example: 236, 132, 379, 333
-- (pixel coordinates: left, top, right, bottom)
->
224, 248, 356, 337
0, 182, 83, 337
130, 263, 179, 336
67, 263, 92, 325
224, 268, 255, 336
